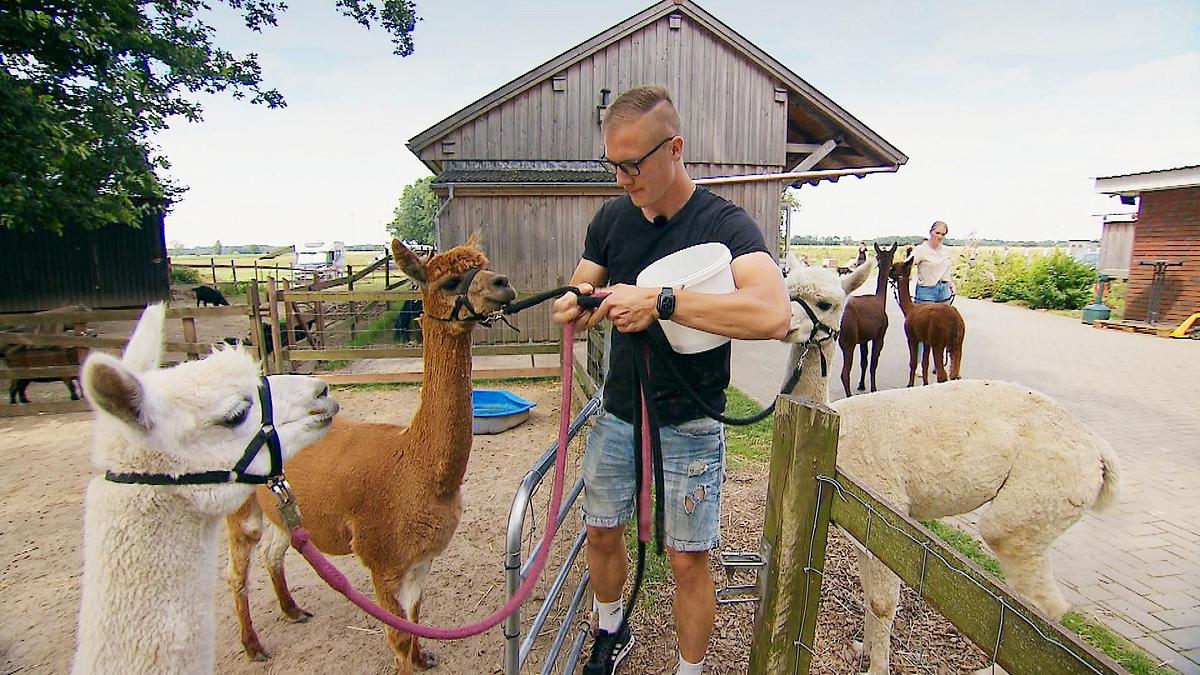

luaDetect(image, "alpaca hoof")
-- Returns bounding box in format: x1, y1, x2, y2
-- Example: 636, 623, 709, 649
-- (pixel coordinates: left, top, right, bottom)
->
415, 649, 439, 670
285, 609, 313, 623
250, 649, 270, 662
856, 385, 865, 391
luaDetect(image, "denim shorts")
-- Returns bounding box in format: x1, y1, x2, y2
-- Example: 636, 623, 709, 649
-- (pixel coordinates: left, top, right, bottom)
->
914, 281, 952, 303
582, 409, 726, 552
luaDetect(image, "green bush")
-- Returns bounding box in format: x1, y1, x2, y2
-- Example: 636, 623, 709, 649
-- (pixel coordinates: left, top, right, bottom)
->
956, 251, 1031, 302
993, 252, 1033, 303
1022, 251, 1097, 310
170, 265, 202, 284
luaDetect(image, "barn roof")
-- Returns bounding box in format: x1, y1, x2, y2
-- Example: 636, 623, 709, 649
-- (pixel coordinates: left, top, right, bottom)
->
1095, 165, 1200, 196
408, 0, 906, 178
431, 160, 613, 186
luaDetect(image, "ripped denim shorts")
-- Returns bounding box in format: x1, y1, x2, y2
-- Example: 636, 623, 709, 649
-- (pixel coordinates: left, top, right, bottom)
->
581, 409, 726, 552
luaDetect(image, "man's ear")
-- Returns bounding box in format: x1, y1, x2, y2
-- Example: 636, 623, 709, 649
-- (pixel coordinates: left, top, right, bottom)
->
391, 239, 427, 289
82, 352, 150, 431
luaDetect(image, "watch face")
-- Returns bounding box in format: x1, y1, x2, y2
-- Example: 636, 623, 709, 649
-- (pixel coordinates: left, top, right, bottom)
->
659, 289, 675, 318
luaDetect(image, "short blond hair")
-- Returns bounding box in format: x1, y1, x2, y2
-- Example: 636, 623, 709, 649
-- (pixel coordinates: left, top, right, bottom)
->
931, 220, 949, 235
603, 85, 681, 137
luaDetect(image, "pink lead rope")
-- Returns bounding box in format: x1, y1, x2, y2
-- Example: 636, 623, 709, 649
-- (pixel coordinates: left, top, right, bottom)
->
286, 319, 579, 640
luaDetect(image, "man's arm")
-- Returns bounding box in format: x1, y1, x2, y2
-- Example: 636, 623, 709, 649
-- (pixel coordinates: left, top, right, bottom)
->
588, 251, 790, 340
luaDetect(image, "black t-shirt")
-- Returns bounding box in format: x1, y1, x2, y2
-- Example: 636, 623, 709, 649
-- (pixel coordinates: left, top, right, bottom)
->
582, 186, 769, 425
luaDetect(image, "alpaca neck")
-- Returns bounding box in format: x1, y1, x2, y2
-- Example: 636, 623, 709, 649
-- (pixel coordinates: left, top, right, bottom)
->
896, 272, 914, 316
408, 320, 475, 496
872, 262, 890, 302
75, 482, 219, 674
785, 341, 833, 405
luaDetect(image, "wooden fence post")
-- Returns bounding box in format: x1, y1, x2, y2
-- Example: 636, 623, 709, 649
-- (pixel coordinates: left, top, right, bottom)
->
181, 317, 199, 360
266, 280, 284, 375
248, 282, 269, 372
230, 259, 237, 284
748, 395, 840, 675
210, 257, 217, 284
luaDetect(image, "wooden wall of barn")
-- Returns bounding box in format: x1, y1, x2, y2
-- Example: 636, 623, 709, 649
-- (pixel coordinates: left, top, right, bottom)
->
0, 212, 169, 314
1124, 187, 1200, 325
421, 14, 787, 168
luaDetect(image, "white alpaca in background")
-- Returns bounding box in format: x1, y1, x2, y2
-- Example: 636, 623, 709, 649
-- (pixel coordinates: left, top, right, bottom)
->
72, 304, 339, 675
781, 265, 1120, 675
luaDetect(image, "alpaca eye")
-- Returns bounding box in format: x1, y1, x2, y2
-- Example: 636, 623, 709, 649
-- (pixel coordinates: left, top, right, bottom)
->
442, 276, 462, 290
817, 302, 833, 311
221, 401, 252, 427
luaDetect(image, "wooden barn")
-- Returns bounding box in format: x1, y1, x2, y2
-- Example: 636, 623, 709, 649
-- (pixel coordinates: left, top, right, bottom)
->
0, 209, 170, 314
407, 0, 906, 341
1095, 165, 1200, 327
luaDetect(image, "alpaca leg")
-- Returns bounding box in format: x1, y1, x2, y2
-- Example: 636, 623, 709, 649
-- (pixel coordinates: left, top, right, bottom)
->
371, 574, 418, 675
868, 339, 883, 392
933, 344, 949, 383
920, 345, 931, 385
841, 345, 854, 397
226, 500, 270, 660
402, 559, 436, 670
859, 551, 901, 675
979, 498, 1074, 619
857, 342, 868, 391
261, 521, 313, 622
907, 339, 918, 387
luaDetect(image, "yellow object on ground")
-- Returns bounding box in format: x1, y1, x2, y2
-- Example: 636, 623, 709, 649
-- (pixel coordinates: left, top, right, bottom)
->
1169, 312, 1200, 338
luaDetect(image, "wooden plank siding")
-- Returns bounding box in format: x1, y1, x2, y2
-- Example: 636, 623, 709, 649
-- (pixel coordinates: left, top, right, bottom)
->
1124, 187, 1200, 326
419, 14, 788, 168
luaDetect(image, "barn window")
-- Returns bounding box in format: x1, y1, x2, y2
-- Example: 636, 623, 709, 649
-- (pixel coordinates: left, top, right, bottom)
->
552, 75, 567, 92
775, 87, 787, 103
669, 13, 682, 29
441, 140, 456, 155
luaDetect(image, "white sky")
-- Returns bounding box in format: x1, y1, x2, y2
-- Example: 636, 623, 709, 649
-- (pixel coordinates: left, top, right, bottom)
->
155, 0, 1200, 247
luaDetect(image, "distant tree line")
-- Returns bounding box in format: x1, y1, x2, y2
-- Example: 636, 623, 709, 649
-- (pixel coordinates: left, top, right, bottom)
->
788, 235, 1068, 247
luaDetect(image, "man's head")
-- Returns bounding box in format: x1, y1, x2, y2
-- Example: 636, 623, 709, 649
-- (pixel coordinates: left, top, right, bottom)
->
601, 86, 686, 210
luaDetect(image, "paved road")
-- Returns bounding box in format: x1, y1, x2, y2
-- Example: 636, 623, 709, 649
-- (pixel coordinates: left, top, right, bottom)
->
730, 290, 1200, 674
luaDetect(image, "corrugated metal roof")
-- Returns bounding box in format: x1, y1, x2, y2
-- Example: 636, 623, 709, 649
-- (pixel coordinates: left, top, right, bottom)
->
1095, 165, 1200, 181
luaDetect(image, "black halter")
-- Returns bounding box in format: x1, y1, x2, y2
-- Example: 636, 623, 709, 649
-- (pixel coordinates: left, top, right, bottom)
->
104, 377, 285, 486
421, 266, 512, 328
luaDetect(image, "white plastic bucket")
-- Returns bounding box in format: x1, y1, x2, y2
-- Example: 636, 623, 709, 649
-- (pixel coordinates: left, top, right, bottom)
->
636, 242, 734, 354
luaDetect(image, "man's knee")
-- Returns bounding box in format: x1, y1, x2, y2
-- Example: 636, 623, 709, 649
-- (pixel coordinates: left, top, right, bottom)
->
667, 549, 710, 581
586, 525, 626, 556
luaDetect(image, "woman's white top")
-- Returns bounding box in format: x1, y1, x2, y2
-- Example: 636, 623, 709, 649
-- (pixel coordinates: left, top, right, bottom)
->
912, 241, 954, 287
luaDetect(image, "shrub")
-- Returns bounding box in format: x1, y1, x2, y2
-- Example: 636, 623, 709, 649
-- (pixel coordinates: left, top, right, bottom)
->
170, 265, 202, 284
1022, 251, 1097, 310
993, 252, 1033, 303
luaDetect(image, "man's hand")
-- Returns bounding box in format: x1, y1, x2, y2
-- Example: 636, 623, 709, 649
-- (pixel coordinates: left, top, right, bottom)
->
589, 283, 659, 332
551, 282, 596, 325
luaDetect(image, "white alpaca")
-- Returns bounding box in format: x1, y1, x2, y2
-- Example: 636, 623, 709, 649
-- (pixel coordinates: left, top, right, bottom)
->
72, 304, 339, 675
781, 265, 1120, 675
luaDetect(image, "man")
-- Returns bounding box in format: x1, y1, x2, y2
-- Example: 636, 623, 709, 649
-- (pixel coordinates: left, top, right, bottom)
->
551, 86, 790, 675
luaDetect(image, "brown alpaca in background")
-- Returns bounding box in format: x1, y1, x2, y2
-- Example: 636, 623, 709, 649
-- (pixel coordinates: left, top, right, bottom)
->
889, 256, 965, 385
836, 242, 898, 397
225, 235, 516, 674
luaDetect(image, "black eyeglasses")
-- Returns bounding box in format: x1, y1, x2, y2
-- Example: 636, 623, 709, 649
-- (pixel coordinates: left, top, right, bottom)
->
601, 136, 675, 176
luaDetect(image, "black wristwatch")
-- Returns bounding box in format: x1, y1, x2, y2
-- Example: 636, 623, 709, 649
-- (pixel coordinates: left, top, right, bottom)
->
656, 287, 676, 321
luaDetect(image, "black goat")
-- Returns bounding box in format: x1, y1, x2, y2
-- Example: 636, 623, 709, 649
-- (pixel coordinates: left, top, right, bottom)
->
6, 347, 80, 404
194, 285, 230, 306
251, 319, 316, 357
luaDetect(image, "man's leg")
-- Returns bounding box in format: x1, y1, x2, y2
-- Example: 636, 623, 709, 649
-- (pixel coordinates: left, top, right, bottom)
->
586, 525, 629, 606
668, 549, 715, 663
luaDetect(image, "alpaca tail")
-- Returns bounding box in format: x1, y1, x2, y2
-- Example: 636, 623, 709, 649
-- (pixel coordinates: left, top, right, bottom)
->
1091, 436, 1121, 512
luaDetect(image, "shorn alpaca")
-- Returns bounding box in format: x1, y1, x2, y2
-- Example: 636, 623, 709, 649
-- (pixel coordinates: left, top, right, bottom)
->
72, 303, 338, 675
836, 242, 898, 397
890, 255, 966, 385
781, 264, 1120, 675
226, 236, 516, 674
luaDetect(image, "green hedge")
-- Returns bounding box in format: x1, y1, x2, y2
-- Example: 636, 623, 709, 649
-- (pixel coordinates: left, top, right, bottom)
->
957, 250, 1096, 310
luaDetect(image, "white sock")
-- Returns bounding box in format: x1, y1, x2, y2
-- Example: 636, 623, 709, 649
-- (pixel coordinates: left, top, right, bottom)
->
594, 597, 624, 633
677, 654, 703, 675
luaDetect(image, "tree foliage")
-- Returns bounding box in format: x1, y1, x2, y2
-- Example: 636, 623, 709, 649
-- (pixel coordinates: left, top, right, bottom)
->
387, 175, 436, 244
0, 1, 419, 233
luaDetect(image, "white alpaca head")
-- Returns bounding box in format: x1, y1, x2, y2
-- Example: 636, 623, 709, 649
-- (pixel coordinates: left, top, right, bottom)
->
781, 261, 873, 344
81, 303, 339, 515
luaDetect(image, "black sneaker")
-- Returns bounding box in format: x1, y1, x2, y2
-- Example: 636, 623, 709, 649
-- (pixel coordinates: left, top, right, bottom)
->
583, 622, 634, 674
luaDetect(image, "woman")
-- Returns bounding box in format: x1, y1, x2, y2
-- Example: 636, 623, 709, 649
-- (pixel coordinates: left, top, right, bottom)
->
911, 220, 955, 303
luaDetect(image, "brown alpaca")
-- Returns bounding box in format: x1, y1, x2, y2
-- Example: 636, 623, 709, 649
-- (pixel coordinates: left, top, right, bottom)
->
225, 235, 516, 674
889, 256, 965, 386
836, 242, 898, 397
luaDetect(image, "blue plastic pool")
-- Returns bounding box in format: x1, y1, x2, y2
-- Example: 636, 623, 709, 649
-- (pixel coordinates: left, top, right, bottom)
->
471, 389, 536, 434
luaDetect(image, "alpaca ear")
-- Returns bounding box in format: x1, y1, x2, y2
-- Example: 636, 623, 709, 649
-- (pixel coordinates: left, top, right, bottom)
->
888, 241, 898, 254
465, 230, 482, 250
123, 303, 165, 373
842, 258, 873, 294
83, 352, 150, 431
391, 239, 428, 289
